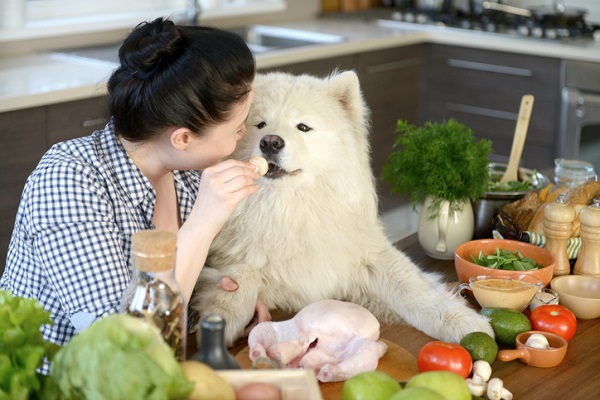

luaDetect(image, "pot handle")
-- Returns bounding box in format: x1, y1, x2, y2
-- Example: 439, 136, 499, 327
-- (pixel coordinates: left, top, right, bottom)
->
498, 348, 530, 363
435, 200, 450, 253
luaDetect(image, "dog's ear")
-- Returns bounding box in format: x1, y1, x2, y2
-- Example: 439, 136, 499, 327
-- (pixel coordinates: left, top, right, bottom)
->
328, 70, 368, 127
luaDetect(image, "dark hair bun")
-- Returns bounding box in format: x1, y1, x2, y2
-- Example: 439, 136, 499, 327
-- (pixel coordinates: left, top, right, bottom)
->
119, 17, 184, 80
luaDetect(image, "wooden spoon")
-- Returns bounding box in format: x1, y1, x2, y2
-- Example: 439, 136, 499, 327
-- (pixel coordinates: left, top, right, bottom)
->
500, 94, 535, 183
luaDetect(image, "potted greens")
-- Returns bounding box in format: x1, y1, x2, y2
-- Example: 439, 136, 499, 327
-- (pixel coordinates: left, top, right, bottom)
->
381, 119, 492, 259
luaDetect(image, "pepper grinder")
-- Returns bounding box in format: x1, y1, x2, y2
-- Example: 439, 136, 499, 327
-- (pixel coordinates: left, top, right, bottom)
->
191, 315, 241, 370
544, 194, 576, 276
574, 198, 600, 278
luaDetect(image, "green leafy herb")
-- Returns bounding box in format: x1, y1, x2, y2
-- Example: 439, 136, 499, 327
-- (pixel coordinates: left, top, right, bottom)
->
470, 247, 542, 271
381, 119, 492, 219
0, 290, 60, 400
486, 172, 537, 192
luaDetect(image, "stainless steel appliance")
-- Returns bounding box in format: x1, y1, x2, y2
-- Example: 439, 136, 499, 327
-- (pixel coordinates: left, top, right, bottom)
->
370, 1, 598, 41
559, 60, 600, 169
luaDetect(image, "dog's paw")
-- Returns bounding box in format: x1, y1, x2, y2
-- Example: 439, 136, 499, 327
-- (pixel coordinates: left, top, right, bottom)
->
438, 306, 494, 343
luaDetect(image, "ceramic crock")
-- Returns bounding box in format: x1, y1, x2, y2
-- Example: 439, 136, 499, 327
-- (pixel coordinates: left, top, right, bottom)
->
418, 197, 474, 260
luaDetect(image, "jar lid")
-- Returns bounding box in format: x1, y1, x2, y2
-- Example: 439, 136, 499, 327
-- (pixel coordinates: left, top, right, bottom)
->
554, 158, 597, 187
131, 230, 176, 272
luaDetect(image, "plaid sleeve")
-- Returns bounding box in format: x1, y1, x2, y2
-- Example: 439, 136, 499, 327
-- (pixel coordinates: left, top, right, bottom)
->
24, 153, 130, 320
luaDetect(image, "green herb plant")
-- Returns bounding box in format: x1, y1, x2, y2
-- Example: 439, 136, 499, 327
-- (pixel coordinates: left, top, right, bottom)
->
0, 290, 60, 400
471, 247, 542, 271
381, 119, 492, 219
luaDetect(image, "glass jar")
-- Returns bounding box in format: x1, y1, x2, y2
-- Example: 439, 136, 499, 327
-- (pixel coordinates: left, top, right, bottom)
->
554, 158, 597, 189
119, 230, 187, 360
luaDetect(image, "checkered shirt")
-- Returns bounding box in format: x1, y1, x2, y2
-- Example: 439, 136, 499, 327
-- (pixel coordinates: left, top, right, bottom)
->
0, 121, 200, 373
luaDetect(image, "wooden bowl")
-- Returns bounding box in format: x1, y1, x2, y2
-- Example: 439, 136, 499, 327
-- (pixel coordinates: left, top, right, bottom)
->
454, 239, 555, 287
551, 275, 600, 319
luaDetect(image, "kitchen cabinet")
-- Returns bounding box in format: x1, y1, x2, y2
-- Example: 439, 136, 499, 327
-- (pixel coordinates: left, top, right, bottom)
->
261, 45, 423, 212
421, 44, 561, 169
0, 96, 108, 274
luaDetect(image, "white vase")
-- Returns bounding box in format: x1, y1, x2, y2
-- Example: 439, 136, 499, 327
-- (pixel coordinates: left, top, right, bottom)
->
418, 197, 474, 260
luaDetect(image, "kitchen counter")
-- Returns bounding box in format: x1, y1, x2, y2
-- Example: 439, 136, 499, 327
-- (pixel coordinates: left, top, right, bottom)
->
225, 233, 600, 399
1, 17, 600, 113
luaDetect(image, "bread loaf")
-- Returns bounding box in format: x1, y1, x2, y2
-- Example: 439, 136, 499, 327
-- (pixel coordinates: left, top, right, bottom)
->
527, 181, 600, 237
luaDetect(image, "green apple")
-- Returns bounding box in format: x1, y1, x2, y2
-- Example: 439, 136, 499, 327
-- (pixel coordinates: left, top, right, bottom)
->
405, 371, 471, 400
390, 387, 446, 400
341, 371, 402, 400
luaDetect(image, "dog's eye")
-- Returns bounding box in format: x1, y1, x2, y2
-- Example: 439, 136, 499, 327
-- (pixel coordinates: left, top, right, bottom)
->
256, 122, 267, 129
296, 123, 312, 132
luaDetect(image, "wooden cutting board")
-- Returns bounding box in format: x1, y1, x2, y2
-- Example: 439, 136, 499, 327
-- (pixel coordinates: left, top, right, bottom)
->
235, 338, 418, 400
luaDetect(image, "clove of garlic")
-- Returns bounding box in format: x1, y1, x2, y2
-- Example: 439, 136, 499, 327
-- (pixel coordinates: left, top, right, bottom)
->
525, 333, 550, 349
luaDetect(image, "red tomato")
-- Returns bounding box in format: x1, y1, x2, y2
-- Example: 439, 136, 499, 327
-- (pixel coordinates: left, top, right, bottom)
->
417, 341, 472, 378
530, 304, 577, 341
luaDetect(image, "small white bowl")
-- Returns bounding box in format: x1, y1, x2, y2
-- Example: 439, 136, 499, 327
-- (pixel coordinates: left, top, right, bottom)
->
551, 275, 600, 319
529, 288, 560, 312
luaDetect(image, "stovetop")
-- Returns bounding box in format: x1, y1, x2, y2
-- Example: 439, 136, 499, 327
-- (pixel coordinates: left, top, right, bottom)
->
323, 7, 598, 42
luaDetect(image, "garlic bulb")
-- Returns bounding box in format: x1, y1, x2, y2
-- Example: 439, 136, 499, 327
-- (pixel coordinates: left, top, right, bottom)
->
525, 333, 550, 349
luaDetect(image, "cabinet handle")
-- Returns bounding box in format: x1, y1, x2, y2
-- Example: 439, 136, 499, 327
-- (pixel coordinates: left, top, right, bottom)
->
447, 59, 533, 77
81, 118, 107, 128
365, 57, 421, 74
447, 103, 516, 120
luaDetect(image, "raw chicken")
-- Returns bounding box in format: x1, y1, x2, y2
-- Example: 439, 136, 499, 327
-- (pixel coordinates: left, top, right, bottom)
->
247, 299, 388, 382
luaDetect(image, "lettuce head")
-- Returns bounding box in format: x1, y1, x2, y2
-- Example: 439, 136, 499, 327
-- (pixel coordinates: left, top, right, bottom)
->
50, 314, 193, 400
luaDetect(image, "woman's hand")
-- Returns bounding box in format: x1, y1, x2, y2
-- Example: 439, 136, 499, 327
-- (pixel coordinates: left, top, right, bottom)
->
217, 276, 272, 335
188, 159, 260, 239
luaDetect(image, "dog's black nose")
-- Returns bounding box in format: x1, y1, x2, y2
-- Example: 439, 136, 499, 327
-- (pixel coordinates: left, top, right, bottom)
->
260, 135, 285, 155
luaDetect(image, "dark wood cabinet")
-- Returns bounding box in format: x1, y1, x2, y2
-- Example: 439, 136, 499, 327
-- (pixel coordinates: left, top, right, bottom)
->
421, 44, 561, 169
261, 46, 423, 212
0, 96, 108, 274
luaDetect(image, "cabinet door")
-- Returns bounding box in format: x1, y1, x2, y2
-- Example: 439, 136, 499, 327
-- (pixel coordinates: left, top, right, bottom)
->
260, 55, 356, 76
0, 107, 47, 271
357, 45, 423, 212
423, 44, 561, 168
47, 96, 109, 144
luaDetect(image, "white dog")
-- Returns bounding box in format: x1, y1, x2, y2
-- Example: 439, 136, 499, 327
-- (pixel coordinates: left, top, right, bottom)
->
191, 71, 493, 346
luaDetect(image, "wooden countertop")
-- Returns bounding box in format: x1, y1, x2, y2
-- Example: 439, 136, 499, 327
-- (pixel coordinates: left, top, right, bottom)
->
222, 233, 600, 399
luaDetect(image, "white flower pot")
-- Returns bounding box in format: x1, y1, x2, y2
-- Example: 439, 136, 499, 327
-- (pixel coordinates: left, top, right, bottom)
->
418, 197, 474, 260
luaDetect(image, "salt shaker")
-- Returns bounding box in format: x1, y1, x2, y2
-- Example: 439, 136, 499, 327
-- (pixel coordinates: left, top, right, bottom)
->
120, 230, 187, 361
544, 194, 576, 276
191, 315, 241, 370
574, 199, 600, 278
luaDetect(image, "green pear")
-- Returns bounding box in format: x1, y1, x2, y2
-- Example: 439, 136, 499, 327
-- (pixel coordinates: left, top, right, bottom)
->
341, 371, 402, 400
405, 371, 471, 400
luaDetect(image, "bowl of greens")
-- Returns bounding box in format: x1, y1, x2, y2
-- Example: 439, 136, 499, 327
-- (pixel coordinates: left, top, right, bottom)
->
473, 163, 550, 239
454, 238, 555, 287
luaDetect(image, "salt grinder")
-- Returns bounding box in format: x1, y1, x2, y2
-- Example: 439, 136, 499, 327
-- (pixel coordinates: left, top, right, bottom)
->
574, 198, 600, 278
544, 194, 575, 276
191, 315, 241, 370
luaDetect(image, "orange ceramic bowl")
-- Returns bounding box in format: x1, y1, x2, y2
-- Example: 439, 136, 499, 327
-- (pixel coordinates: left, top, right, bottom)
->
454, 239, 555, 287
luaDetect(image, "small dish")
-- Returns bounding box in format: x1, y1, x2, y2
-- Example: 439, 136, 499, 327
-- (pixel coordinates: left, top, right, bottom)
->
498, 331, 568, 368
458, 274, 543, 311
551, 275, 600, 319
529, 288, 560, 312
454, 239, 555, 287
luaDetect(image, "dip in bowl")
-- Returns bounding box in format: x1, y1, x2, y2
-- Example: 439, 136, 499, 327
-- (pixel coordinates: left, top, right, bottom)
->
459, 274, 543, 311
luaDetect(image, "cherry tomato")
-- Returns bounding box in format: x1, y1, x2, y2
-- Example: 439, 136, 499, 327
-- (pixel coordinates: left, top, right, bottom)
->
417, 341, 472, 378
530, 304, 577, 341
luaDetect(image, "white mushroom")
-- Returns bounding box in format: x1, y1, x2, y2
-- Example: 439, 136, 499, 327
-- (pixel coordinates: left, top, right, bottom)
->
472, 360, 492, 384
487, 377, 513, 400
249, 156, 269, 176
525, 333, 550, 349
466, 378, 487, 397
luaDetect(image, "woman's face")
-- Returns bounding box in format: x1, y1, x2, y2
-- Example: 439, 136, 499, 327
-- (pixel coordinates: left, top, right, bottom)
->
184, 90, 254, 170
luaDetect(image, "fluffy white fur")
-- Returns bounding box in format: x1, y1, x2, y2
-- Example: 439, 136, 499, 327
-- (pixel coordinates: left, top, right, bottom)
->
191, 71, 493, 346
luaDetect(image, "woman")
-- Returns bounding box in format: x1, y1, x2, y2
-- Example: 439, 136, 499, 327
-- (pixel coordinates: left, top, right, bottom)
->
0, 17, 269, 373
